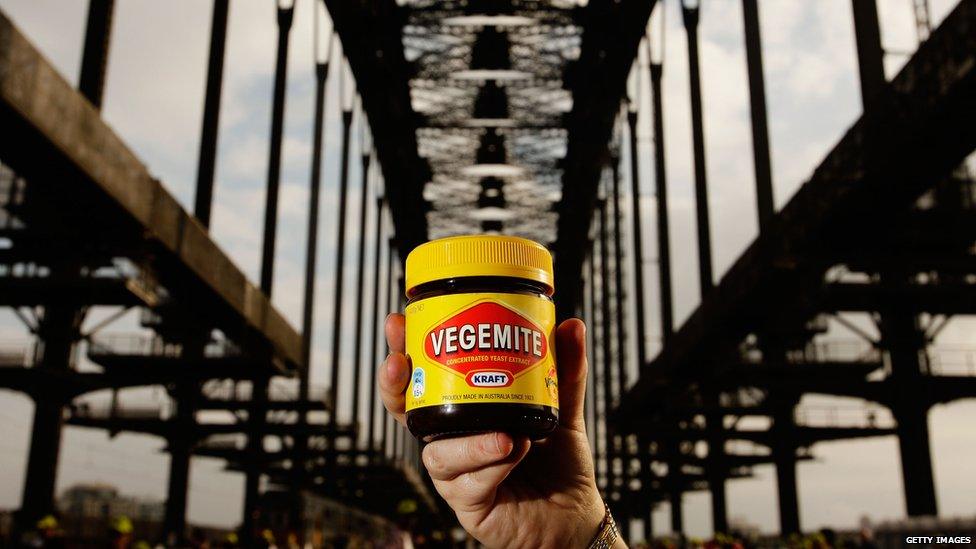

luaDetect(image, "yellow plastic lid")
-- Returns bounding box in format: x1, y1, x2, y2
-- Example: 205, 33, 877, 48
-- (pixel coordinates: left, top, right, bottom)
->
405, 235, 554, 293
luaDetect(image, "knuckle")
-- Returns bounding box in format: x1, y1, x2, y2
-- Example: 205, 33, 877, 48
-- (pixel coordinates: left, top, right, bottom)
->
422, 447, 445, 476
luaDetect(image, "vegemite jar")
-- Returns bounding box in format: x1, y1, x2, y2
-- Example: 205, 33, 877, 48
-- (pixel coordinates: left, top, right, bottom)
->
404, 235, 559, 442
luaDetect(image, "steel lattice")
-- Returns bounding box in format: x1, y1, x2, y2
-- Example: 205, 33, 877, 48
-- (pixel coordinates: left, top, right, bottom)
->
402, 0, 582, 243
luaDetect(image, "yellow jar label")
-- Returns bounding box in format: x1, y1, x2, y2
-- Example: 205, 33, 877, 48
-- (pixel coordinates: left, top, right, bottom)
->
405, 292, 558, 411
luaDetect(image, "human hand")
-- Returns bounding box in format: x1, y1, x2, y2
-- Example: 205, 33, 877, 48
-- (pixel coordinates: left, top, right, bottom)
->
379, 314, 622, 549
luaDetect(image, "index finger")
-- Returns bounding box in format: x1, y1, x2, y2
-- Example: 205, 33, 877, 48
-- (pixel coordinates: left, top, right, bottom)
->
385, 313, 405, 354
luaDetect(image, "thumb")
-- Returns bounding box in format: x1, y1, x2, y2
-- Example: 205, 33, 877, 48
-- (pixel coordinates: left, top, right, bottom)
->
554, 318, 587, 433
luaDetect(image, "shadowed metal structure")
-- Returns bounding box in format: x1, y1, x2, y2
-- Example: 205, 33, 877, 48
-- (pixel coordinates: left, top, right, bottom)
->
0, 0, 975, 546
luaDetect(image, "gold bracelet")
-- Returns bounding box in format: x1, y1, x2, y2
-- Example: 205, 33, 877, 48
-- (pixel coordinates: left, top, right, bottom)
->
586, 502, 619, 549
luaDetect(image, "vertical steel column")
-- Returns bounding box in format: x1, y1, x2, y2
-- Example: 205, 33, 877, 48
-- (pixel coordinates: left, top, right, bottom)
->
851, 0, 886, 111
181, 6, 229, 528
649, 63, 674, 344
322, 100, 354, 490
759, 338, 801, 535
351, 149, 372, 444
397, 270, 406, 472
367, 196, 386, 452
259, 4, 294, 295
381, 238, 396, 457
770, 390, 801, 535
598, 198, 616, 501
301, 58, 330, 410
78, 0, 115, 108
582, 263, 593, 452
705, 397, 728, 534
396, 278, 406, 463
19, 297, 84, 530
754, 14, 798, 477
611, 148, 631, 530
639, 427, 656, 540
665, 436, 685, 535
587, 244, 602, 479
576, 262, 586, 320
681, 2, 714, 295
291, 53, 331, 541
244, 8, 292, 539
328, 106, 355, 422
742, 0, 775, 232
162, 350, 203, 545
193, 0, 230, 228
163, 432, 192, 545
884, 311, 938, 516
241, 374, 270, 542
641, 479, 654, 546
626, 107, 648, 369
611, 153, 628, 393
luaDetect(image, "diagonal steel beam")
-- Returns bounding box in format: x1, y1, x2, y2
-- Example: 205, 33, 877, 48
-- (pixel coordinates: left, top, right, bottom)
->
615, 0, 976, 423
0, 11, 303, 368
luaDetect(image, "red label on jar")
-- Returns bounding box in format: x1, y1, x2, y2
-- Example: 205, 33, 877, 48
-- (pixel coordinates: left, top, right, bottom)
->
423, 301, 548, 383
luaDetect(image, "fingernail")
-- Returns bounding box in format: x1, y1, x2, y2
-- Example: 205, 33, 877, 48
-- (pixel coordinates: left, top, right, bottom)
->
492, 432, 512, 457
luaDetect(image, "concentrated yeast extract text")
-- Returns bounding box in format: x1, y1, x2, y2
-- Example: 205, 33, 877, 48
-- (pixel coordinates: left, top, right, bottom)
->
404, 235, 559, 441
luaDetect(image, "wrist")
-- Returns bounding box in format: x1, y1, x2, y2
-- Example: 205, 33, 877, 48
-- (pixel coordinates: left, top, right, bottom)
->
586, 502, 623, 549
571, 489, 612, 549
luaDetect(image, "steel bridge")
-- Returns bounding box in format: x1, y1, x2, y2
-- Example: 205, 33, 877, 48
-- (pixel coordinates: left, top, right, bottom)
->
0, 0, 974, 545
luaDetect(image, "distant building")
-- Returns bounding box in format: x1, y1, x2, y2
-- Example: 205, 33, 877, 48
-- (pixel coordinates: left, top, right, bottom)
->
57, 483, 164, 540
256, 490, 405, 548
59, 483, 164, 523
728, 515, 762, 539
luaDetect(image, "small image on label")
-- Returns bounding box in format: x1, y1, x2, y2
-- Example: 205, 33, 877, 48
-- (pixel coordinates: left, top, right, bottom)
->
411, 368, 425, 398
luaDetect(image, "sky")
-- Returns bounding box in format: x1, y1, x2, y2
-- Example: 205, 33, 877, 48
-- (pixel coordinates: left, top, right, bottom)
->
0, 0, 974, 539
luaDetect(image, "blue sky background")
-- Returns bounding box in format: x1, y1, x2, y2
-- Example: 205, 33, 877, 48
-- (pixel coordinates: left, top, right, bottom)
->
0, 0, 973, 538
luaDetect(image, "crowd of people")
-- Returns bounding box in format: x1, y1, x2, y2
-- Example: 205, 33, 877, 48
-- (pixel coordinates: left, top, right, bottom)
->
13, 513, 245, 549
631, 528, 881, 549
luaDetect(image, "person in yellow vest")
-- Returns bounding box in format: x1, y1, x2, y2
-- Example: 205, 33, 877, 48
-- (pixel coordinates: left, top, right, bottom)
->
109, 515, 133, 549
35, 514, 66, 548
